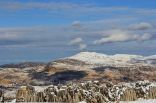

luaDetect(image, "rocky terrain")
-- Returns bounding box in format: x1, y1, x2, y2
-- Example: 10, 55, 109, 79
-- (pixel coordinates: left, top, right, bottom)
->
0, 52, 156, 102
1, 52, 156, 87
1, 80, 156, 103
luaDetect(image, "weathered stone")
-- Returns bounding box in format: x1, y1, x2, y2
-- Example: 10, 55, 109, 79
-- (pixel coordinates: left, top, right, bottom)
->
0, 90, 4, 102
120, 88, 137, 101
147, 86, 156, 99
13, 81, 156, 103
36, 92, 45, 102
16, 86, 36, 102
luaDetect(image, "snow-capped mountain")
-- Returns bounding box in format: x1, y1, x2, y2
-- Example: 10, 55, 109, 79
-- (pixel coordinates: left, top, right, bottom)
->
132, 55, 156, 65
68, 52, 156, 66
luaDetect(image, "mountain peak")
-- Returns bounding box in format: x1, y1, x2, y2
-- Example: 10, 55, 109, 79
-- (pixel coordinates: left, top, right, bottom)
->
67, 52, 140, 65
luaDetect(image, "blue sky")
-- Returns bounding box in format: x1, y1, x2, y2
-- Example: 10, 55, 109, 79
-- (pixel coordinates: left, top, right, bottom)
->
0, 0, 156, 64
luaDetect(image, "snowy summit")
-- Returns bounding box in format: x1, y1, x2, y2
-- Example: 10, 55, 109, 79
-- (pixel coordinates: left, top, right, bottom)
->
68, 52, 156, 66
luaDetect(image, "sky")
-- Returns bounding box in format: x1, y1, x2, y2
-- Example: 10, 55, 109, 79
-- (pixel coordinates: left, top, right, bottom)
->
0, 0, 156, 64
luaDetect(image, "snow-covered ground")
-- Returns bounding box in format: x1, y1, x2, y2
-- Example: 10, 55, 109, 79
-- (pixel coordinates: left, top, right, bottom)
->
8, 99, 16, 103
68, 52, 141, 65
120, 99, 156, 103
79, 101, 86, 103
8, 99, 156, 103
79, 99, 156, 103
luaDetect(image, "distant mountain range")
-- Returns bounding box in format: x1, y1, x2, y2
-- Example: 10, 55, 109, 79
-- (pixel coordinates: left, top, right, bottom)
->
0, 62, 46, 69
1, 52, 156, 68
0, 52, 156, 88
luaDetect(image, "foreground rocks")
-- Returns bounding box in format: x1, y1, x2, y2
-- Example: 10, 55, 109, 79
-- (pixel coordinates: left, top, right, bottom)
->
0, 90, 4, 102
2, 81, 153, 103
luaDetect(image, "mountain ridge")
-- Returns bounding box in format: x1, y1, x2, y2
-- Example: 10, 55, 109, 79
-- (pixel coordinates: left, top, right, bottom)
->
0, 51, 156, 89
1, 52, 156, 68
67, 52, 156, 66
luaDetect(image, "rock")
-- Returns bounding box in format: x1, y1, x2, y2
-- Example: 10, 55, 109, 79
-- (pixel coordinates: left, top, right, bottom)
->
16, 86, 36, 102
36, 92, 45, 102
0, 90, 4, 102
12, 81, 156, 103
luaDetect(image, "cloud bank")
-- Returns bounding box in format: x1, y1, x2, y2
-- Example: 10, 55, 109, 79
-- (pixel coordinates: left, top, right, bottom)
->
129, 22, 152, 30
94, 29, 152, 45
0, 33, 19, 40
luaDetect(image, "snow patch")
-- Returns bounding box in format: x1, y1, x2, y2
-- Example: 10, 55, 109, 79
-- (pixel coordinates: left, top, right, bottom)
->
79, 101, 86, 103
120, 99, 156, 103
68, 52, 142, 65
68, 52, 156, 66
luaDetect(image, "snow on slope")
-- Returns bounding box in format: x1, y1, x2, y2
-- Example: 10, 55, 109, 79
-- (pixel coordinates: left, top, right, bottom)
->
68, 52, 142, 66
132, 55, 156, 65
9, 99, 16, 103
68, 52, 156, 66
120, 99, 156, 103
78, 99, 156, 103
144, 55, 156, 60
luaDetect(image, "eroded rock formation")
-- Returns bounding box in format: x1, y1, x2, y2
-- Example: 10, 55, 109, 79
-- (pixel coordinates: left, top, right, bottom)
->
14, 81, 156, 103
0, 90, 4, 102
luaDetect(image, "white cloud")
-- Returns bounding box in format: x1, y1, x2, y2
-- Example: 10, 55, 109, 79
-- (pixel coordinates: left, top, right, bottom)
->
71, 21, 82, 28
0, 26, 45, 41
79, 43, 87, 50
139, 33, 152, 41
69, 37, 87, 50
69, 37, 83, 45
0, 1, 127, 12
94, 29, 152, 45
0, 29, 21, 40
129, 22, 152, 30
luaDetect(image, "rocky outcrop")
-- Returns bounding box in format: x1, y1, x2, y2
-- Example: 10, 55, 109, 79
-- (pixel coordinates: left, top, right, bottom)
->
120, 88, 137, 101
0, 90, 4, 102
14, 81, 156, 103
147, 86, 156, 99
16, 86, 36, 102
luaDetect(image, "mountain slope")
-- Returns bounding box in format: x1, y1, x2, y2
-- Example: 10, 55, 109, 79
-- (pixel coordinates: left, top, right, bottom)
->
0, 52, 156, 88
68, 52, 156, 66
